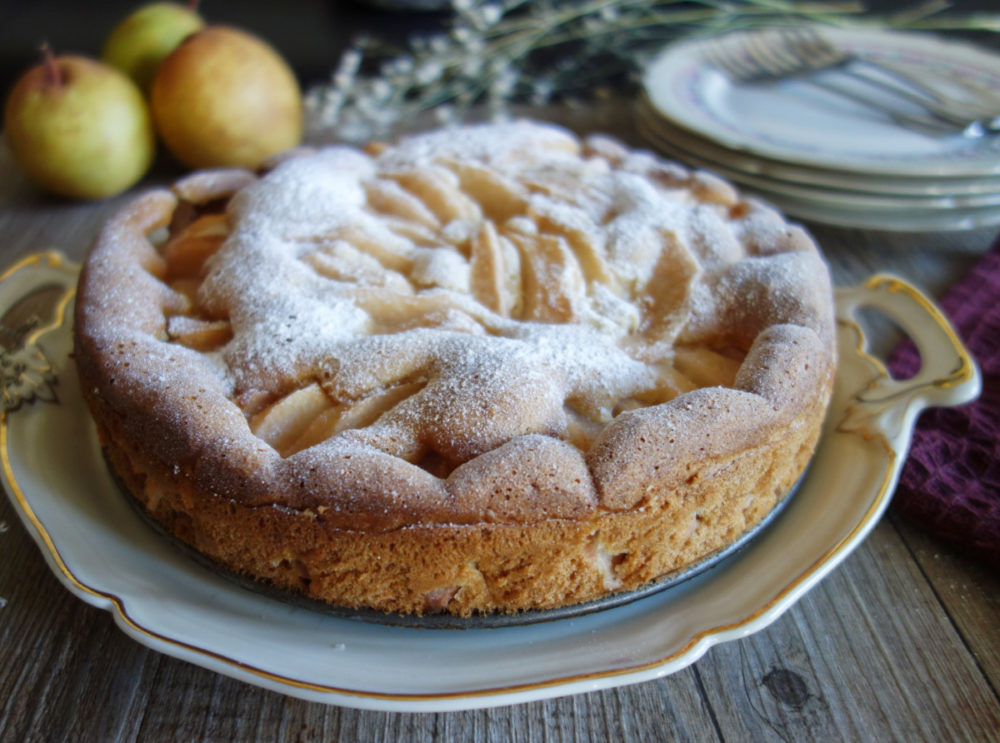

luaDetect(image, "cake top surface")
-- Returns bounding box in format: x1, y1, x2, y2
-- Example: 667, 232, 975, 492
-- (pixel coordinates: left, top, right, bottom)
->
76, 120, 836, 528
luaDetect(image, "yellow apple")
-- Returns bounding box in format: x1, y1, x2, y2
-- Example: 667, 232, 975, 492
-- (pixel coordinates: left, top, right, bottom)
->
150, 26, 302, 170
102, 1, 205, 93
4, 52, 156, 200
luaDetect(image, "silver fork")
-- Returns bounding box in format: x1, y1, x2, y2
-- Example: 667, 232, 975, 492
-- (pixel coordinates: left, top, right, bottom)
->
705, 28, 1000, 137
780, 27, 1000, 133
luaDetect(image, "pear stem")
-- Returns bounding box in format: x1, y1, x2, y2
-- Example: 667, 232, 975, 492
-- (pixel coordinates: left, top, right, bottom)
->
40, 43, 62, 87
188, 0, 201, 10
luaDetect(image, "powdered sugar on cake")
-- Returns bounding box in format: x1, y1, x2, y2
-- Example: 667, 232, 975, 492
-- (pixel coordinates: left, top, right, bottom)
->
176, 121, 833, 463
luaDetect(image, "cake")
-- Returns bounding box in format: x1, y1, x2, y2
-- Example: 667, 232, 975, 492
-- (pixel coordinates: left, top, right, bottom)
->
74, 121, 836, 617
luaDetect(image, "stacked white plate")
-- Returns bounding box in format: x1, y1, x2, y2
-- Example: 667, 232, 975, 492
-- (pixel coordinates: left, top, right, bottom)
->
638, 27, 1000, 231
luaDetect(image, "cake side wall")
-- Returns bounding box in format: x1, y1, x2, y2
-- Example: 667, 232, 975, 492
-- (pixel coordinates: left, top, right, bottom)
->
92, 381, 829, 616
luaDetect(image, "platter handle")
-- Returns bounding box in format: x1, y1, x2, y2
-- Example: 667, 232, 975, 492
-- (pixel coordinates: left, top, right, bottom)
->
0, 251, 78, 412
834, 273, 981, 441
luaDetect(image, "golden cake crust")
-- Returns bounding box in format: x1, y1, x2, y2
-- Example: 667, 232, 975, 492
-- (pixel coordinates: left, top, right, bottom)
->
74, 121, 836, 616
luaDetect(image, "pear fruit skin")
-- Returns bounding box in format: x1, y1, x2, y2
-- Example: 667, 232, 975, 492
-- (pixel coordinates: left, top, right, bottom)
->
4, 55, 156, 200
102, 1, 205, 93
150, 26, 303, 170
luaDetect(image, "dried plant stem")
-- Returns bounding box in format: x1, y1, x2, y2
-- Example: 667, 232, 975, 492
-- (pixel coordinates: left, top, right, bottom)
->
304, 0, 1000, 143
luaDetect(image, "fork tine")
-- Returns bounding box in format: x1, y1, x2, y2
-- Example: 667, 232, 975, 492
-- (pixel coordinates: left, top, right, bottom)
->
746, 29, 806, 78
781, 27, 837, 69
707, 29, 793, 81
703, 35, 756, 81
782, 27, 840, 65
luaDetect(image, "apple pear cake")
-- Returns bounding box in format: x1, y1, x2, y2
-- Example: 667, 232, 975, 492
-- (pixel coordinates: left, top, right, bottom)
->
74, 121, 836, 618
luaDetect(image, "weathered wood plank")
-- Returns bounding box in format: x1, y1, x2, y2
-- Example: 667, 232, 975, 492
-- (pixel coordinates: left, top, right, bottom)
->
0, 494, 149, 742
891, 514, 1000, 695
696, 521, 1000, 742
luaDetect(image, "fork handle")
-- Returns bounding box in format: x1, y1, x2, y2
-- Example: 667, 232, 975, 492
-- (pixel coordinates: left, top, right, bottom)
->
835, 63, 1000, 134
851, 56, 1000, 109
805, 75, 992, 137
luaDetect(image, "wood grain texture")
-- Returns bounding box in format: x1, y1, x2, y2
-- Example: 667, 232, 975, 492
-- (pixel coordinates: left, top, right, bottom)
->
892, 515, 1000, 693
1, 107, 999, 742
695, 522, 1000, 743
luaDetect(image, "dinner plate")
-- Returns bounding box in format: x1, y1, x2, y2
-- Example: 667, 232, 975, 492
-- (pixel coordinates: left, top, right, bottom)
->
746, 191, 1000, 232
636, 107, 1000, 211
0, 253, 980, 711
642, 27, 1000, 178
635, 105, 1000, 232
635, 95, 1000, 198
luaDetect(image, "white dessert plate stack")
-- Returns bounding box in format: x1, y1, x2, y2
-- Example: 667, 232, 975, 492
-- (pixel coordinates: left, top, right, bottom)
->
638, 27, 1000, 231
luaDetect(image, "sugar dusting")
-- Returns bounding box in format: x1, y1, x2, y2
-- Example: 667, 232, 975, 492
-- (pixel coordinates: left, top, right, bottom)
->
183, 121, 831, 460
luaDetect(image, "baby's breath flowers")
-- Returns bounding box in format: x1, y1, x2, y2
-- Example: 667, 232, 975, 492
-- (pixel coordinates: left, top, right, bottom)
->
304, 0, 1000, 143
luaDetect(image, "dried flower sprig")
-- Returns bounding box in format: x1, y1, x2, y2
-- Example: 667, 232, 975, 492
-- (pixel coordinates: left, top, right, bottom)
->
304, 0, 1000, 143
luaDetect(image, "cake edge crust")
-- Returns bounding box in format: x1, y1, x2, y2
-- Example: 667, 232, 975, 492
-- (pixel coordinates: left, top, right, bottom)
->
89, 375, 830, 617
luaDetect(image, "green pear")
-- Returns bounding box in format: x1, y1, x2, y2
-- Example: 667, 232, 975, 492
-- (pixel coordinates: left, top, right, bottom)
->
102, 1, 205, 93
150, 26, 302, 170
4, 50, 156, 200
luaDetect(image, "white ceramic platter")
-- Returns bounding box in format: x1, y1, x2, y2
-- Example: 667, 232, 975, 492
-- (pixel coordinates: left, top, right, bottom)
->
642, 27, 1000, 177
0, 253, 980, 711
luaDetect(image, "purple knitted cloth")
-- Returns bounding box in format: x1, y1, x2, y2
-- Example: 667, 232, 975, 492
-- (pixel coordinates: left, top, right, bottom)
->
889, 240, 1000, 569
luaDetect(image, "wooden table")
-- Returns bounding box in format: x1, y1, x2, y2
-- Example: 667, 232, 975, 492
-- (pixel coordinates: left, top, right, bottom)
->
1, 110, 998, 741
